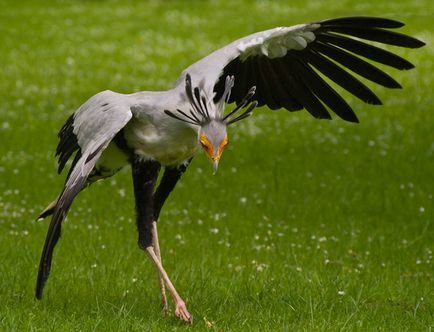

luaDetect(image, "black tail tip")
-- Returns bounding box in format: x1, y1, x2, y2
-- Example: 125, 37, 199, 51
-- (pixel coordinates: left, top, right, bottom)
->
35, 288, 43, 300
35, 275, 46, 300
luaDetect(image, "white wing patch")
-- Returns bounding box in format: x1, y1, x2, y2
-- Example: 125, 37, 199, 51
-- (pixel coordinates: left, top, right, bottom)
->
238, 23, 320, 60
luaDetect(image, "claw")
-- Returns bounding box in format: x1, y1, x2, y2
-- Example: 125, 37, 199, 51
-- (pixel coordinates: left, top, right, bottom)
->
175, 299, 192, 324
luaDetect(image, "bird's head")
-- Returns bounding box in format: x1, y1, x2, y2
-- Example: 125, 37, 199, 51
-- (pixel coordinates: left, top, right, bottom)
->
198, 120, 228, 173
165, 73, 257, 173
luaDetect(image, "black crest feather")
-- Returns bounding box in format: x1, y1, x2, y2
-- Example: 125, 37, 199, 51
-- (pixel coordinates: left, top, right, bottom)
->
165, 74, 257, 126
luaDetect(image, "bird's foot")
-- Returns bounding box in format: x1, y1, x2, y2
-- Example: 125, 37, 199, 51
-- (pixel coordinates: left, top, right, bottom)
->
175, 299, 192, 324
161, 300, 169, 315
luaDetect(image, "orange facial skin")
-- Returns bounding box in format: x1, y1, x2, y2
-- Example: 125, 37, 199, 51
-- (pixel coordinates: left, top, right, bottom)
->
199, 133, 228, 161
218, 135, 228, 156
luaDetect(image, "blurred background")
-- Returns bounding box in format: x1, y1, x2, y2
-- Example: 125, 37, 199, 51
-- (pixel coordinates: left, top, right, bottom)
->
0, 0, 433, 330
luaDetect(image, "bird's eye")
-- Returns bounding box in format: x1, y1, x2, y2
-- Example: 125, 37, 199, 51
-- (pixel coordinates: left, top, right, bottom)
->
199, 133, 209, 147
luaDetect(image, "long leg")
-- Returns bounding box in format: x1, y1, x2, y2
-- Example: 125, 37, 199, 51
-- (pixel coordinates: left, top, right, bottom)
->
132, 157, 192, 323
146, 245, 192, 323
150, 221, 168, 312
132, 158, 160, 248
153, 160, 191, 221
151, 160, 191, 309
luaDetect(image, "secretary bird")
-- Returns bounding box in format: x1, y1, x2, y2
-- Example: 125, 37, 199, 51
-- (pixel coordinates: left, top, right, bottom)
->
36, 16, 424, 323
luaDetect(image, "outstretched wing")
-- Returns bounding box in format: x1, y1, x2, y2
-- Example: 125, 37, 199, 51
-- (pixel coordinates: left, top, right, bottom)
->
181, 16, 424, 122
36, 90, 132, 299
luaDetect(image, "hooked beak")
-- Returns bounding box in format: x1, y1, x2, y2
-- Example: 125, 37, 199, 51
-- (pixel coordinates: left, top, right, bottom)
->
212, 159, 219, 174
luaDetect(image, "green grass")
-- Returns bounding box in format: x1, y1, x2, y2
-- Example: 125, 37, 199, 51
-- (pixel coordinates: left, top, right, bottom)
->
0, 0, 433, 330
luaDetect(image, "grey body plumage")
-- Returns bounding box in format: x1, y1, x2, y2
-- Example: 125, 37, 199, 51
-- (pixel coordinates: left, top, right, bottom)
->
35, 16, 424, 322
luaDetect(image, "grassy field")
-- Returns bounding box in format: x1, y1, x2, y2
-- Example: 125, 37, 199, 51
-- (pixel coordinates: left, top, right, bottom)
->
0, 0, 433, 330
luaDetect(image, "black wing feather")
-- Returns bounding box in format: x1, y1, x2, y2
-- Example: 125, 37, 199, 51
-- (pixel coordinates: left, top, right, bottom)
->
213, 16, 424, 122
262, 58, 302, 111
232, 59, 248, 104
56, 114, 79, 174
288, 54, 359, 122
321, 26, 425, 48
311, 41, 402, 88
257, 57, 280, 110
301, 48, 382, 105
250, 58, 266, 106
317, 32, 415, 70
277, 58, 331, 119
320, 16, 405, 29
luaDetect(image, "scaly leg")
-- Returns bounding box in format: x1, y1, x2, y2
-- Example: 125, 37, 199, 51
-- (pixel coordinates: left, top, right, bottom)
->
132, 159, 191, 323
146, 245, 192, 323
151, 163, 191, 318
151, 221, 168, 313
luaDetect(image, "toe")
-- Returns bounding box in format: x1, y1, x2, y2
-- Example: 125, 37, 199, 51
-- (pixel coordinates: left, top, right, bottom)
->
175, 300, 192, 324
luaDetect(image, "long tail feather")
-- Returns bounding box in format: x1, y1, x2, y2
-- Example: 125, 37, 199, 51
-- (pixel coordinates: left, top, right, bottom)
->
36, 164, 89, 299
35, 209, 63, 299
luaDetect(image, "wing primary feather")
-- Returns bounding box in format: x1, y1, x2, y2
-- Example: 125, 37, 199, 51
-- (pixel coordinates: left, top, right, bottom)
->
276, 58, 331, 119
248, 57, 267, 107
263, 58, 302, 111
301, 49, 382, 105
56, 114, 79, 174
57, 144, 78, 174
256, 58, 280, 109
311, 41, 402, 88
270, 59, 303, 112
288, 55, 359, 122
320, 16, 405, 29
323, 26, 425, 48
239, 57, 259, 106
248, 58, 259, 102
317, 32, 415, 70
229, 59, 247, 103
